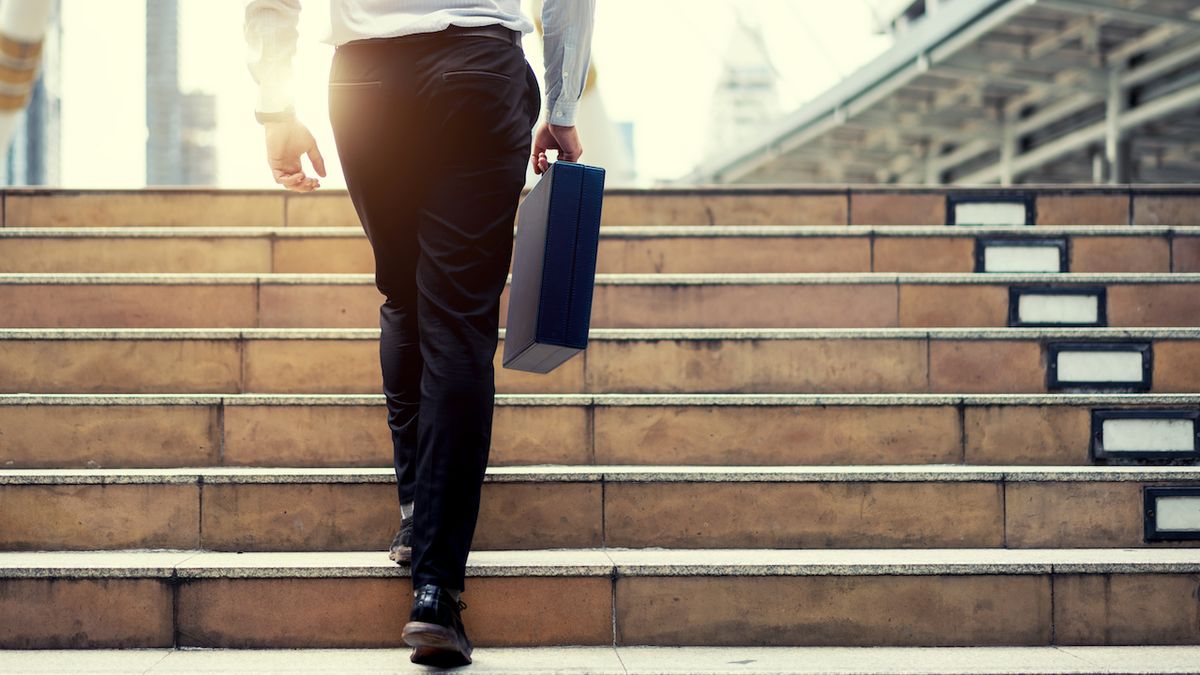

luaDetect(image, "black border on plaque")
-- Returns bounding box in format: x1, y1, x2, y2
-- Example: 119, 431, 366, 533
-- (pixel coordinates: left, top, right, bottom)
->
1144, 486, 1200, 541
1091, 409, 1200, 461
1008, 286, 1107, 327
1045, 342, 1152, 391
946, 192, 1037, 226
974, 237, 1069, 273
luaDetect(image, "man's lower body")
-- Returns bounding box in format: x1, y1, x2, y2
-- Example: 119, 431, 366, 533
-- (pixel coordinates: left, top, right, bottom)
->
328, 24, 539, 666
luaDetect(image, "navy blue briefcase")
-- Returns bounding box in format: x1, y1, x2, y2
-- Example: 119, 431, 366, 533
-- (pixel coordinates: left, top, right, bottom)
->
503, 161, 606, 373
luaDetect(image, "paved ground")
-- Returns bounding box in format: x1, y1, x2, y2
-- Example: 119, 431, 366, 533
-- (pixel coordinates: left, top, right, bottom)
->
2, 646, 1199, 673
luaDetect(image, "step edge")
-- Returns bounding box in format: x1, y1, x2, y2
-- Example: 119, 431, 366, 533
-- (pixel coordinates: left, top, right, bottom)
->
3, 464, 1200, 485
3, 548, 1200, 578
4, 224, 1199, 238
2, 272, 1199, 285
3, 393, 1199, 406
2, 327, 1199, 341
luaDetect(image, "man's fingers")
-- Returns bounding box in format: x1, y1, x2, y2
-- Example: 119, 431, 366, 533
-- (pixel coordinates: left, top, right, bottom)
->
531, 144, 548, 174
272, 163, 302, 179
272, 171, 315, 192
274, 173, 319, 192
307, 145, 327, 178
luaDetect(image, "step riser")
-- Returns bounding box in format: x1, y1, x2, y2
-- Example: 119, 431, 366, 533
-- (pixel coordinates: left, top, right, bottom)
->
2, 572, 1197, 648
2, 235, 1196, 274
3, 337, 1197, 394
5, 190, 1197, 227
0, 576, 607, 649
617, 573, 1200, 647
0, 238, 280, 274
1, 479, 1194, 551
5, 401, 1197, 468
1, 282, 1196, 328
0, 482, 595, 552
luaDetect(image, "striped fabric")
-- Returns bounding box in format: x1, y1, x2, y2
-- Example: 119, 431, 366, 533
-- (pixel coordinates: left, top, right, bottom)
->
0, 33, 42, 111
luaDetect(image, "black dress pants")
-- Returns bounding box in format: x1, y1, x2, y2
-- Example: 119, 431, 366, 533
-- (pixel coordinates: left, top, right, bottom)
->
328, 25, 539, 591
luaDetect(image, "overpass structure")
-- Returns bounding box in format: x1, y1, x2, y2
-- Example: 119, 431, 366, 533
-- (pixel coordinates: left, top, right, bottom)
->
690, 0, 1200, 185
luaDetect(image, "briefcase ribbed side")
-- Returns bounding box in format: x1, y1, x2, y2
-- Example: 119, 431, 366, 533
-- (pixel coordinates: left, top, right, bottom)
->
502, 161, 606, 373
536, 162, 605, 351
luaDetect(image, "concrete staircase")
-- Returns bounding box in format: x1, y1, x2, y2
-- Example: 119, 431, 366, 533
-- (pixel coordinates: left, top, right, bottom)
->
2, 187, 1199, 669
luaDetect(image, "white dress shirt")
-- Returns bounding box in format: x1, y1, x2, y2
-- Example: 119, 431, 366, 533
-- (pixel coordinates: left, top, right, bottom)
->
243, 0, 595, 126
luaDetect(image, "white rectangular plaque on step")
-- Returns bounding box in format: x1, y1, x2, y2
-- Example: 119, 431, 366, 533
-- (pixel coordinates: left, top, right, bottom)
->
1102, 418, 1196, 453
1056, 350, 1145, 382
954, 201, 1028, 226
1010, 287, 1105, 327
1155, 495, 1200, 532
983, 245, 1063, 272
1017, 293, 1100, 325
1049, 343, 1151, 390
1146, 487, 1200, 539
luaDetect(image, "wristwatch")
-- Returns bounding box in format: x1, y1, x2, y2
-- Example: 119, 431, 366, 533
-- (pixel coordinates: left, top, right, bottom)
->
255, 106, 296, 125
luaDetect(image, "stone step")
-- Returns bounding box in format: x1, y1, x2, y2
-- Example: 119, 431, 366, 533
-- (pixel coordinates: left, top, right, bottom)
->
3, 187, 1197, 227
3, 392, 1197, 469
3, 548, 1199, 648
3, 225, 1199, 274
2, 465, 1199, 552
1, 272, 1196, 328
2, 327, 1198, 395
8, 646, 1200, 675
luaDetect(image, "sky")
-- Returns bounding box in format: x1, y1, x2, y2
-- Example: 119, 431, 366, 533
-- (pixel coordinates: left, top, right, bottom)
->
59, 0, 892, 188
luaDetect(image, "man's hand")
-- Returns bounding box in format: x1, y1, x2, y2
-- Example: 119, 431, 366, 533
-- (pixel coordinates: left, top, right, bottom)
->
264, 119, 326, 192
531, 122, 583, 175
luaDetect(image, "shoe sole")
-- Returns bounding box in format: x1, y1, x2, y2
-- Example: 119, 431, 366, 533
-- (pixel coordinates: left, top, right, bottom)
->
388, 547, 412, 566
403, 621, 472, 667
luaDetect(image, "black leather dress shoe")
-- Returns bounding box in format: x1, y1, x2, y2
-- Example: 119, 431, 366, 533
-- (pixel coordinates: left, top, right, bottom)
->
388, 515, 413, 566
403, 584, 472, 667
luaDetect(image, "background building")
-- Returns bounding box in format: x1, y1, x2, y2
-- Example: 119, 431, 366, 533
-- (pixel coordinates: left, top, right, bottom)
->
2, 0, 61, 186
146, 0, 214, 185
693, 0, 1200, 185
705, 14, 780, 158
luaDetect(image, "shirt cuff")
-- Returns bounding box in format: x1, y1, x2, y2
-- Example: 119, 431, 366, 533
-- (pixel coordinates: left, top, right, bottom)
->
548, 98, 579, 127
255, 82, 294, 115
